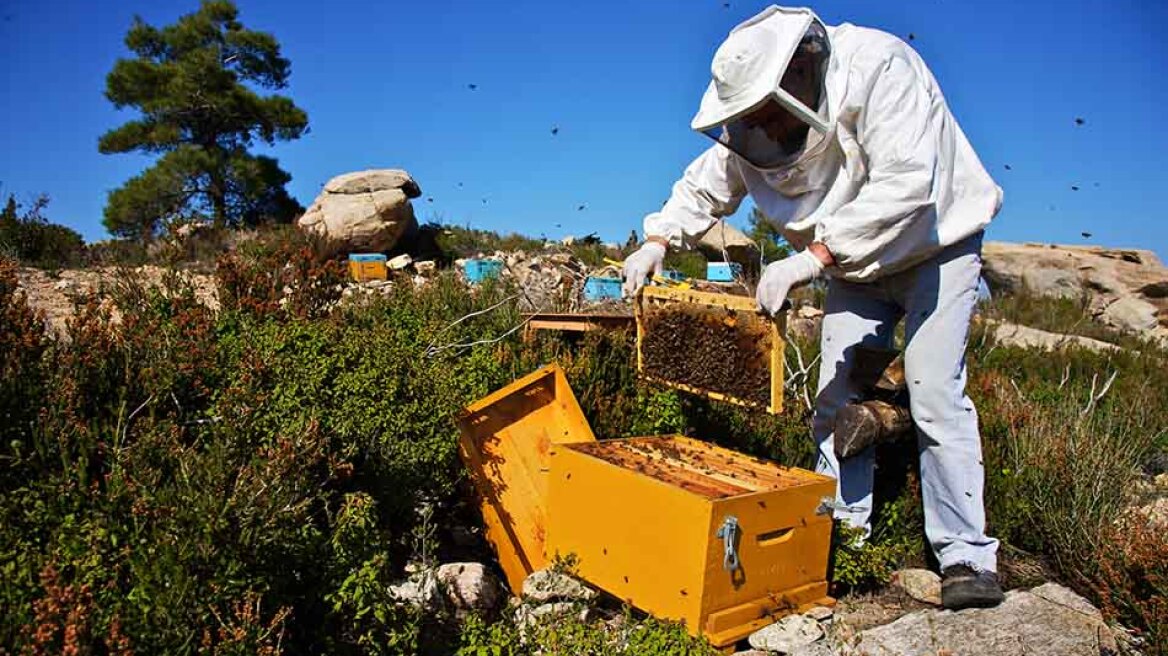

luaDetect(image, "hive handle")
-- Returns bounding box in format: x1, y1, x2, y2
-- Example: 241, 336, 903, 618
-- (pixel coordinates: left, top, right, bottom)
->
716, 515, 741, 572
755, 526, 795, 547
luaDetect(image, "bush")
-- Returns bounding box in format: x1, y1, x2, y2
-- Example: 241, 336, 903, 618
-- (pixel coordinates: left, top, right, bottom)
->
5, 222, 1167, 653
0, 194, 85, 268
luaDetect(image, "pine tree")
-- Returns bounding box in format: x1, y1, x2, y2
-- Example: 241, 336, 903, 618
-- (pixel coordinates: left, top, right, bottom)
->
99, 0, 308, 239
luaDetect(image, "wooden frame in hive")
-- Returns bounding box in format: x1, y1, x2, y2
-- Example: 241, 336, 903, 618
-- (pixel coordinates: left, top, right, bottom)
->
636, 286, 785, 414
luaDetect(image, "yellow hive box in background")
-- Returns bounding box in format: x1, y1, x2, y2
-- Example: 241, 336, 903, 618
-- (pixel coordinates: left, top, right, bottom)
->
547, 436, 834, 647
348, 253, 388, 282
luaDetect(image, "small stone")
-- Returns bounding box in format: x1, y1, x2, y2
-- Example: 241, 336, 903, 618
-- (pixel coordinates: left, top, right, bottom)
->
747, 614, 824, 652
1154, 473, 1168, 489
436, 562, 502, 613
513, 601, 588, 629
893, 568, 942, 605
388, 254, 412, 270
522, 568, 598, 603
387, 568, 441, 610
803, 605, 834, 621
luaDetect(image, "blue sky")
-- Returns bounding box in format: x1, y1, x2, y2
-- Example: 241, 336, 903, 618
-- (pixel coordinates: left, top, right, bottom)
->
1, 0, 1166, 259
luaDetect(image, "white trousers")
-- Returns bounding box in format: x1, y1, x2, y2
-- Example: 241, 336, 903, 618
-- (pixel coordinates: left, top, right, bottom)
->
812, 232, 999, 572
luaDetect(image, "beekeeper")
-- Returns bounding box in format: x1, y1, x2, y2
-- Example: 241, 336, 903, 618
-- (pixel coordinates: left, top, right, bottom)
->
622, 5, 1004, 609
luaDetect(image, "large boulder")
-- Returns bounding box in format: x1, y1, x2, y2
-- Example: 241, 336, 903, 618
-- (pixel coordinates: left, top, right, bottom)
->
982, 242, 1168, 341
298, 169, 421, 256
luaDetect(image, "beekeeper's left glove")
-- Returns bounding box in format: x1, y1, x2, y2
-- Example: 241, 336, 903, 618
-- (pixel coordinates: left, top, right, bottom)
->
756, 250, 824, 316
621, 241, 666, 298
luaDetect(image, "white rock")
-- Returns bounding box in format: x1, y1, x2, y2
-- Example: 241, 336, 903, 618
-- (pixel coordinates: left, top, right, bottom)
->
1101, 296, 1160, 333
436, 562, 503, 613
521, 569, 598, 603
513, 601, 589, 630
803, 605, 834, 621
893, 568, 942, 605
1155, 473, 1168, 489
388, 254, 412, 270
297, 169, 420, 257
850, 583, 1116, 656
988, 321, 1118, 353
387, 568, 441, 610
747, 614, 824, 653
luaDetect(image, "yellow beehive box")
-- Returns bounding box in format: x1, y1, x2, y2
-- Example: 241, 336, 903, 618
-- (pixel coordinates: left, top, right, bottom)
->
348, 254, 388, 282
457, 364, 596, 594
547, 436, 835, 648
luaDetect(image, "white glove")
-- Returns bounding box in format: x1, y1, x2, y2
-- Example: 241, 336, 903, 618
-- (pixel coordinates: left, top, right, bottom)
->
756, 250, 825, 316
621, 242, 666, 297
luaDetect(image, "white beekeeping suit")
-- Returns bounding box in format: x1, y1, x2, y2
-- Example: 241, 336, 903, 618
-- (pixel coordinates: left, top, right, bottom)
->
623, 5, 1005, 610
642, 5, 1001, 278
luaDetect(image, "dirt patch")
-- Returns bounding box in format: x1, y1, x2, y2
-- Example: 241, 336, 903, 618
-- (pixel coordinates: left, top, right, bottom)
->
640, 304, 772, 407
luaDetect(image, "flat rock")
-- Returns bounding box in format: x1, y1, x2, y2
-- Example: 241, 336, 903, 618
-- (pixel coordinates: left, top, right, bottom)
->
988, 320, 1118, 353
521, 568, 598, 603
748, 614, 824, 653
893, 568, 942, 605
847, 583, 1116, 656
803, 605, 834, 622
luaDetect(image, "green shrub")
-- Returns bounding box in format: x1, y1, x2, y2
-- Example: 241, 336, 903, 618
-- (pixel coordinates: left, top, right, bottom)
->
0, 194, 85, 268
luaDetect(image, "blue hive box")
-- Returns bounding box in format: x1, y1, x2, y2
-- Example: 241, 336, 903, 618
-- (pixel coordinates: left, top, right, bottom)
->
706, 261, 743, 282
465, 259, 504, 283
583, 276, 623, 302
659, 269, 685, 283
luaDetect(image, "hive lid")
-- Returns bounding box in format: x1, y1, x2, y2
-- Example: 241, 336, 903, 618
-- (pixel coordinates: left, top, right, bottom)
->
348, 253, 387, 262
457, 364, 596, 593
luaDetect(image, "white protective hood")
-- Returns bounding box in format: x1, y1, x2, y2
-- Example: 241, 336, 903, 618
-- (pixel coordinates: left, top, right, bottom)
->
691, 5, 830, 137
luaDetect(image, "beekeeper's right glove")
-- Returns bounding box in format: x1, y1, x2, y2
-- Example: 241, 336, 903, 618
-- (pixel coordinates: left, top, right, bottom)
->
621, 241, 666, 297
756, 250, 824, 316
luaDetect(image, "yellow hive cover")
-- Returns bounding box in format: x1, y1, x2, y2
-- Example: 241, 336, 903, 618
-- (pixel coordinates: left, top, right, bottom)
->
456, 364, 597, 594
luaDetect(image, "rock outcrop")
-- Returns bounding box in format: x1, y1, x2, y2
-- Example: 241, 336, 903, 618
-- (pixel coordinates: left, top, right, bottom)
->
982, 242, 1168, 342
298, 169, 421, 256
841, 583, 1116, 656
